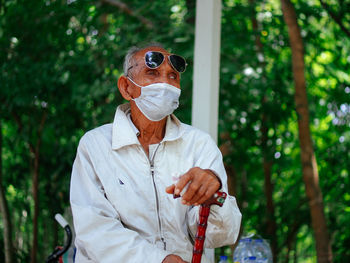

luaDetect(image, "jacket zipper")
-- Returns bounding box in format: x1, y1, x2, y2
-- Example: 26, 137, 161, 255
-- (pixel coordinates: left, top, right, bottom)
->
144, 143, 166, 250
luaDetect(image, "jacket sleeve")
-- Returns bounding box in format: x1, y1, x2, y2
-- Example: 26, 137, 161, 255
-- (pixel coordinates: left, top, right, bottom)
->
186, 134, 242, 248
70, 133, 169, 263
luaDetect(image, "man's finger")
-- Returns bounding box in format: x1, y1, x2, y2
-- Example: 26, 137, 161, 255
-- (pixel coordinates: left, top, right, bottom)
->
165, 184, 175, 194
196, 184, 219, 205
174, 172, 192, 196
181, 180, 201, 204
190, 184, 207, 205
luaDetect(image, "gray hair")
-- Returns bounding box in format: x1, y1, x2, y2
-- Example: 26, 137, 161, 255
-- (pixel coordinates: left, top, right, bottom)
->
123, 42, 165, 76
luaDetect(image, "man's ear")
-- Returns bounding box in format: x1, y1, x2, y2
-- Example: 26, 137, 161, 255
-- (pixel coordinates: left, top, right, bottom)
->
118, 75, 133, 101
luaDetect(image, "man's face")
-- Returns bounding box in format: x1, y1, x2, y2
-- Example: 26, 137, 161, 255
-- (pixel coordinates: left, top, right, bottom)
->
127, 47, 181, 98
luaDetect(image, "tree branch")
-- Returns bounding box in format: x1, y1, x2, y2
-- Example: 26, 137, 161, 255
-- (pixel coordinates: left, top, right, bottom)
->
11, 112, 23, 133
0, 120, 15, 263
35, 110, 47, 155
319, 0, 350, 38
12, 111, 35, 154
101, 0, 154, 29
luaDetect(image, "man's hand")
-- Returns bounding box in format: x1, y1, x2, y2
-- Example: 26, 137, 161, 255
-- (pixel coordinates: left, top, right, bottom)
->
162, 254, 188, 263
166, 167, 221, 206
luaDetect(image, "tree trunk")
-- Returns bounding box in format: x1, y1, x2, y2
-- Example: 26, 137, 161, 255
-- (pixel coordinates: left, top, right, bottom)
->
0, 120, 14, 263
319, 0, 350, 38
100, 0, 154, 29
262, 153, 277, 259
185, 0, 196, 25
30, 151, 40, 263
11, 110, 47, 263
225, 164, 237, 197
260, 114, 277, 261
281, 0, 333, 262
219, 132, 237, 197
249, 0, 277, 259
30, 111, 47, 263
283, 207, 305, 263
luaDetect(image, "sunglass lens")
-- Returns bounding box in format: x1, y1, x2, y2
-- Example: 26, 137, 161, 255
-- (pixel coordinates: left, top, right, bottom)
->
145, 51, 164, 69
169, 55, 186, 73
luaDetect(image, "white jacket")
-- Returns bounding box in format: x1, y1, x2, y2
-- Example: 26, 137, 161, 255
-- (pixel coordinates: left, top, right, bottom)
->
70, 103, 241, 263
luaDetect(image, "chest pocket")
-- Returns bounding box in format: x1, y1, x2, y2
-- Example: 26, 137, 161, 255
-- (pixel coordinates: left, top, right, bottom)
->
103, 165, 157, 226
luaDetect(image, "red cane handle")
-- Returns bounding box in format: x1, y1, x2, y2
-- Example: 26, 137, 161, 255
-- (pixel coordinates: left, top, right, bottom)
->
203, 191, 227, 207
191, 191, 227, 263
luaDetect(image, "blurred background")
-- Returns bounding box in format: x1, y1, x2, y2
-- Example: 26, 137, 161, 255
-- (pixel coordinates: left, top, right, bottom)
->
0, 0, 349, 262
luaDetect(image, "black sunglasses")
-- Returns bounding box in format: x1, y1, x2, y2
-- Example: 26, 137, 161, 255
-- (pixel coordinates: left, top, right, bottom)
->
144, 51, 187, 73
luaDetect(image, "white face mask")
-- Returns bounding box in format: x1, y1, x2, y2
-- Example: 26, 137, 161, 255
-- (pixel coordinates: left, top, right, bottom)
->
127, 77, 181, 121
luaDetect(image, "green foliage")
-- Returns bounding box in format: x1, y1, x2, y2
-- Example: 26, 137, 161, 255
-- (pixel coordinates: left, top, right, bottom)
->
0, 0, 349, 262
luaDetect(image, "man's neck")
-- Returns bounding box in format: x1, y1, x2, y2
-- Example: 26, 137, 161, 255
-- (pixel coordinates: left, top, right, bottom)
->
130, 103, 167, 154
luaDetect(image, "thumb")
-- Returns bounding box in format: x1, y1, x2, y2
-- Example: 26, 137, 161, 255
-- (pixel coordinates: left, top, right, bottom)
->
165, 184, 175, 194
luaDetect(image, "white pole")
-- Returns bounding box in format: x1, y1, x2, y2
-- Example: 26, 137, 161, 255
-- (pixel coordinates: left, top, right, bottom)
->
192, 0, 222, 143
192, 2, 222, 262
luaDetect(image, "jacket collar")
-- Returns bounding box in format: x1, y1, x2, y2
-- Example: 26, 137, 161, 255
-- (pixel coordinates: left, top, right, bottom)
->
112, 103, 185, 150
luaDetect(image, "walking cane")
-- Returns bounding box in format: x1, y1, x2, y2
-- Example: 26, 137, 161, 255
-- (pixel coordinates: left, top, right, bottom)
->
191, 191, 227, 263
172, 174, 227, 263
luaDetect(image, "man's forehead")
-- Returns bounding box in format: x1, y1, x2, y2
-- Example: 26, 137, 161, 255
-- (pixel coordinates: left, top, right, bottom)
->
135, 46, 170, 59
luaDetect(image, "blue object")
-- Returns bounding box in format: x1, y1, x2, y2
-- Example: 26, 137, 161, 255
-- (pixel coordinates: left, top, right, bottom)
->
219, 255, 228, 263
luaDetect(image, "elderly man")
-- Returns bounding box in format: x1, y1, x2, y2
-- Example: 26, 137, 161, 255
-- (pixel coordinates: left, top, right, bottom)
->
70, 44, 241, 263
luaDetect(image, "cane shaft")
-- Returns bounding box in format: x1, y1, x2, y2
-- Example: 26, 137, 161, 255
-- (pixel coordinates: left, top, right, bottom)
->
191, 191, 227, 263
192, 206, 210, 263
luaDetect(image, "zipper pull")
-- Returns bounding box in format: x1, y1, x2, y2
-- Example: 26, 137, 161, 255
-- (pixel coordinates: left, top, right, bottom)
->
161, 238, 166, 250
